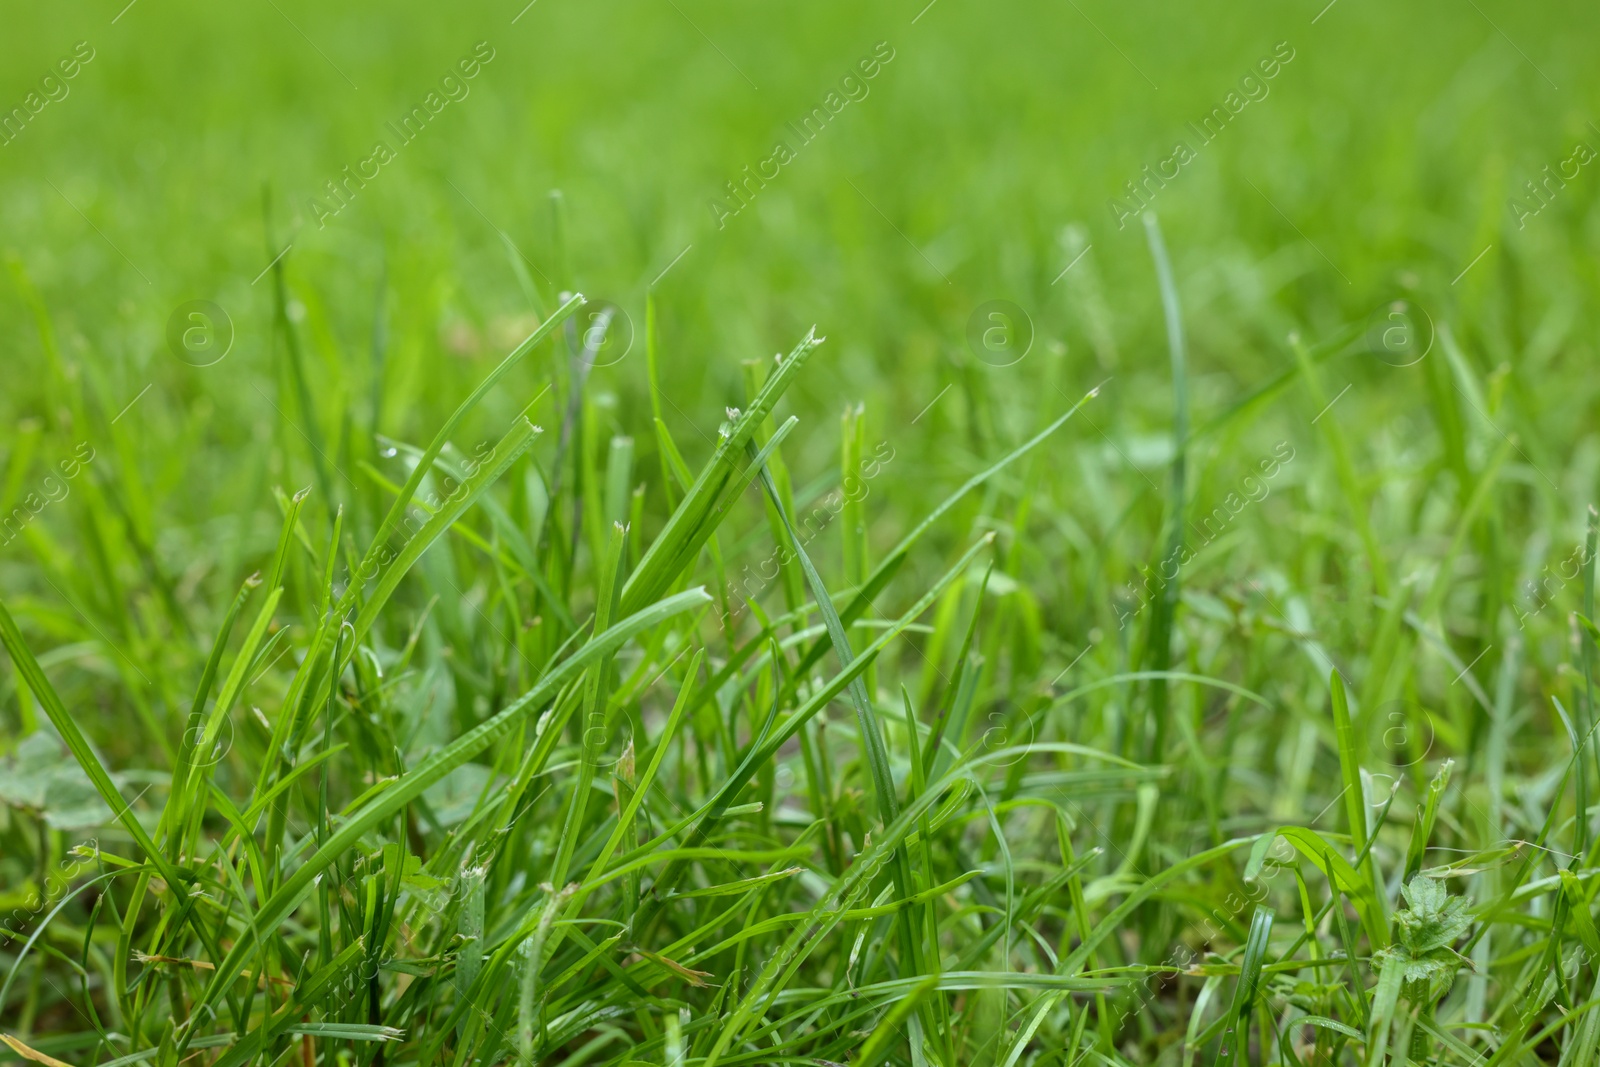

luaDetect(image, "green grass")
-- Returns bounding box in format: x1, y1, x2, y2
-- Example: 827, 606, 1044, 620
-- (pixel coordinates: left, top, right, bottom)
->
5, 0, 1600, 1063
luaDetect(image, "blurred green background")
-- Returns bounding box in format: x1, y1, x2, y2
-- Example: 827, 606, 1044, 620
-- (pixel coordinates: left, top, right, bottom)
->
2, 0, 1598, 732
3, 0, 1592, 423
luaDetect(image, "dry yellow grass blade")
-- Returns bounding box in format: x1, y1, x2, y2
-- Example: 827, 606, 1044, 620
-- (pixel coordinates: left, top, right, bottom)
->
1, 1033, 74, 1067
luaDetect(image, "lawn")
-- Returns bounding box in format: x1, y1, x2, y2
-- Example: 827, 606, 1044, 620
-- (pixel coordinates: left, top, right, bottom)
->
3, 0, 1600, 1064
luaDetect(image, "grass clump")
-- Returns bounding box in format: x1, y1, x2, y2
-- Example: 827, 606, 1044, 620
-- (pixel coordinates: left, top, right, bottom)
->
6, 2, 1600, 1064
